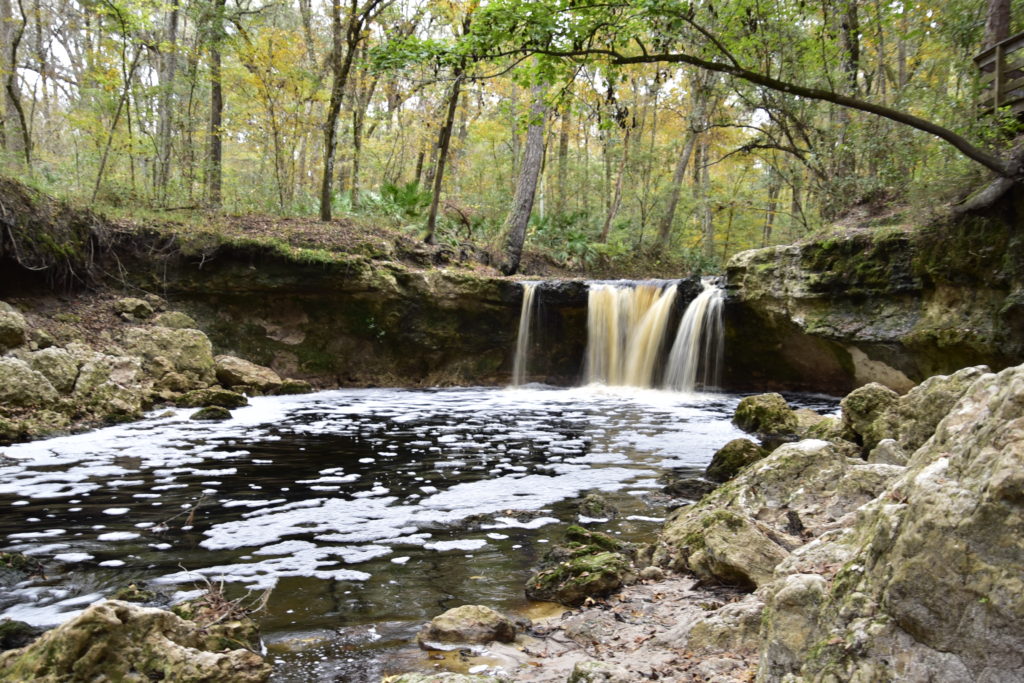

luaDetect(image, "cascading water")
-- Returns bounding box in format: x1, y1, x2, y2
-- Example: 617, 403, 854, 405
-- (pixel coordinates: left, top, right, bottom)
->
511, 281, 539, 385
664, 279, 725, 392
581, 278, 724, 391
584, 282, 678, 388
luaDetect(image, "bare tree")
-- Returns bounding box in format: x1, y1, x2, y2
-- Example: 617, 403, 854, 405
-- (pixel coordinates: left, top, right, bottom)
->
501, 85, 546, 275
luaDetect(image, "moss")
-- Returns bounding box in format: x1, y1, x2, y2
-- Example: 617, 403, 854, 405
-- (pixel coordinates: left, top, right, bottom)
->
190, 406, 232, 421
110, 584, 157, 603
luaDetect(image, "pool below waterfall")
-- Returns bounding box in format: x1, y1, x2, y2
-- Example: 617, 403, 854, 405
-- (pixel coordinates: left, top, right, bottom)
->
0, 385, 837, 680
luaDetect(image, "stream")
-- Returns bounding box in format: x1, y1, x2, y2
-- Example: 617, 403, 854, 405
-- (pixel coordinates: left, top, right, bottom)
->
0, 385, 837, 681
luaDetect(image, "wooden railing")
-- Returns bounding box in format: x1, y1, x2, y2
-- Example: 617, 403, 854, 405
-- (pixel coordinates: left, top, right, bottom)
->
976, 31, 1024, 116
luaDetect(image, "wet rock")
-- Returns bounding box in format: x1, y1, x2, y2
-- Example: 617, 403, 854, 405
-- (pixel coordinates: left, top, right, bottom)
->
0, 303, 28, 352
705, 438, 768, 483
840, 382, 899, 451
567, 660, 633, 682
191, 406, 232, 421
416, 605, 518, 649
0, 620, 41, 652
0, 358, 59, 408
0, 600, 270, 682
732, 393, 798, 435
110, 584, 157, 603
0, 552, 43, 590
526, 549, 633, 606
579, 493, 618, 520
215, 355, 282, 392
153, 311, 199, 329
274, 378, 313, 395
123, 326, 216, 389
177, 388, 249, 409
661, 475, 717, 501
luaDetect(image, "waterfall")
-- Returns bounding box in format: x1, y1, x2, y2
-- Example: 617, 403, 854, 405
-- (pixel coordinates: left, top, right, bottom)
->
584, 282, 678, 388
664, 279, 725, 392
511, 282, 539, 385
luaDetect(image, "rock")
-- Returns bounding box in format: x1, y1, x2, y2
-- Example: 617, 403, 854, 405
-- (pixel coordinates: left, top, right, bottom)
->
215, 355, 282, 392
757, 364, 1024, 681
416, 605, 518, 649
20, 347, 79, 394
110, 584, 157, 603
273, 379, 313, 395
639, 566, 665, 581
579, 493, 618, 520
71, 351, 146, 421
28, 328, 56, 350
153, 311, 198, 329
123, 326, 216, 389
0, 303, 28, 352
385, 674, 500, 683
655, 440, 902, 587
191, 406, 232, 421
840, 382, 899, 451
732, 393, 798, 435
0, 620, 41, 652
0, 358, 59, 408
177, 388, 249, 409
705, 438, 768, 482
683, 596, 764, 655
0, 600, 270, 682
0, 553, 43, 590
567, 660, 634, 682
867, 437, 908, 466
114, 297, 155, 320
526, 549, 633, 606
661, 476, 717, 501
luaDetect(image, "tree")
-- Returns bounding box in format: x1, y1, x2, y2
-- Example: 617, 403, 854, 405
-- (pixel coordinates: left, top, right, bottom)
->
500, 83, 546, 274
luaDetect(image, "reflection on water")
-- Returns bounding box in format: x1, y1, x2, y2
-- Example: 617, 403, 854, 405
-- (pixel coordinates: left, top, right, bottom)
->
0, 385, 836, 680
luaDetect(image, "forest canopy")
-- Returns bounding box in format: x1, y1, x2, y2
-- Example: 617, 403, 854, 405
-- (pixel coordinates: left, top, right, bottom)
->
0, 0, 1019, 272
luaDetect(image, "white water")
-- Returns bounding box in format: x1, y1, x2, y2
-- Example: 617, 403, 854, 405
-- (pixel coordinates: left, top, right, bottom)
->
665, 280, 725, 392
511, 282, 539, 385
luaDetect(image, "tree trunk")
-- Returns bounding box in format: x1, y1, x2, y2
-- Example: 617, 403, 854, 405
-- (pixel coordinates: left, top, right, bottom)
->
501, 86, 546, 275
207, 0, 226, 208
1, 0, 31, 168
424, 70, 463, 243
599, 127, 630, 243
656, 133, 696, 249
762, 168, 781, 247
156, 0, 179, 202
985, 0, 1011, 49
555, 109, 570, 215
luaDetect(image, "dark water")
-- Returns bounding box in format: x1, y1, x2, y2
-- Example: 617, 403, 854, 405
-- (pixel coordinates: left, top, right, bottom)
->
0, 386, 837, 680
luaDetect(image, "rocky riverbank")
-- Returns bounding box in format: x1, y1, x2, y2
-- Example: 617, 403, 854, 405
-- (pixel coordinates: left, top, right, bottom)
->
396, 362, 1024, 682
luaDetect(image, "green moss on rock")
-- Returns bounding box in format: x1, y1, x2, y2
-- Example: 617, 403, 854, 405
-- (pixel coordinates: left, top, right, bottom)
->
705, 438, 768, 483
733, 393, 798, 435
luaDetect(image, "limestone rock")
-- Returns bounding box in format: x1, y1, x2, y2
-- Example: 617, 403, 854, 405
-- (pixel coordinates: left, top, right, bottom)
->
215, 355, 282, 392
0, 600, 270, 682
114, 297, 155, 320
567, 660, 634, 682
0, 619, 41, 652
0, 358, 59, 408
733, 393, 798, 435
191, 406, 232, 421
177, 388, 249, 409
416, 605, 518, 649
0, 303, 28, 352
20, 347, 79, 394
274, 378, 313, 395
867, 437, 908, 465
526, 526, 634, 605
705, 438, 768, 483
153, 311, 198, 329
840, 382, 898, 451
683, 596, 765, 655
758, 364, 1024, 681
71, 352, 146, 420
661, 476, 717, 501
124, 326, 216, 388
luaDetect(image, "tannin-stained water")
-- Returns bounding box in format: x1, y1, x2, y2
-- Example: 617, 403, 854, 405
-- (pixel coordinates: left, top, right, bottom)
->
0, 386, 836, 681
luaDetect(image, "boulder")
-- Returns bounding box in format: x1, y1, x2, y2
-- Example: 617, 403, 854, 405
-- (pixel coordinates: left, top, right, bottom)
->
114, 297, 155, 320
867, 437, 908, 466
123, 326, 216, 388
416, 605, 518, 649
525, 526, 634, 606
705, 438, 767, 483
215, 355, 282, 392
840, 382, 898, 450
20, 347, 79, 394
191, 406, 232, 421
733, 393, 798, 435
567, 660, 634, 682
0, 600, 270, 682
273, 379, 313, 395
71, 352, 146, 420
0, 358, 59, 408
672, 596, 765, 655
661, 475, 717, 501
579, 493, 618, 520
0, 619, 41, 652
177, 388, 249, 409
153, 311, 198, 329
0, 303, 28, 352
757, 364, 1024, 681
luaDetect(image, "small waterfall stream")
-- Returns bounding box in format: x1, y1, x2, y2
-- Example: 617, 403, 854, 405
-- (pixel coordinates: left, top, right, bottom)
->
511, 282, 539, 385
664, 279, 725, 391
